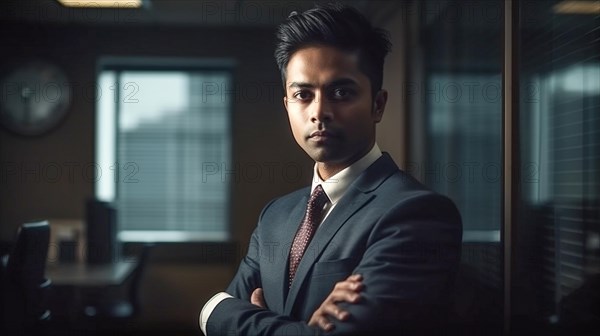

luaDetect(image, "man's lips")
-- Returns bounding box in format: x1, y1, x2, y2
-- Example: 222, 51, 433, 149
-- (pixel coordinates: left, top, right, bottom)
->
308, 130, 338, 140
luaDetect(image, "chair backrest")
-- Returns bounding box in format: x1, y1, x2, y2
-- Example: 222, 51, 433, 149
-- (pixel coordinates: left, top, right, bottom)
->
1, 220, 51, 332
6, 221, 50, 286
129, 243, 154, 314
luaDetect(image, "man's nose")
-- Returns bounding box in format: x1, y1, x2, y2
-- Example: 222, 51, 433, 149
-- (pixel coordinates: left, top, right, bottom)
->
309, 95, 333, 123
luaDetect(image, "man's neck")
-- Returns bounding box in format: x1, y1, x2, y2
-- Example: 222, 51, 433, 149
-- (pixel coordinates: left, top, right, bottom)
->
316, 163, 346, 181
316, 142, 376, 181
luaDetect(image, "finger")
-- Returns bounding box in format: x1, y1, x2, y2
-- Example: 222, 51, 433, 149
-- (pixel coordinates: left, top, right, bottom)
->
347, 273, 362, 281
335, 278, 363, 289
334, 280, 364, 293
250, 288, 265, 308
320, 301, 350, 321
317, 315, 335, 331
348, 280, 363, 291
329, 288, 361, 304
337, 278, 361, 288
250, 288, 259, 305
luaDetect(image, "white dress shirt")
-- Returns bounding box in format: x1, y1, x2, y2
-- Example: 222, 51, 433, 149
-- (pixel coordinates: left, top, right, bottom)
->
199, 144, 382, 335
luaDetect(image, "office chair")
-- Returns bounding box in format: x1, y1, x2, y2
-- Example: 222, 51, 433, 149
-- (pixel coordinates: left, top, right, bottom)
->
82, 243, 154, 323
0, 220, 51, 334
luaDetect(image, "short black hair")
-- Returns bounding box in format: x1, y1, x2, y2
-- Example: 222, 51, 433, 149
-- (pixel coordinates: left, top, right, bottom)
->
274, 2, 391, 97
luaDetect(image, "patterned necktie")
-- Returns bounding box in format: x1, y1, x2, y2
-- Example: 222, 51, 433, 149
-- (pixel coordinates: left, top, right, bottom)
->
288, 184, 329, 288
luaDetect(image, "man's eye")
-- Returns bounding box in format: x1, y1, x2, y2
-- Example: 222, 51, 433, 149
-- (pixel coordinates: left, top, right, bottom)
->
293, 91, 312, 101
331, 88, 353, 100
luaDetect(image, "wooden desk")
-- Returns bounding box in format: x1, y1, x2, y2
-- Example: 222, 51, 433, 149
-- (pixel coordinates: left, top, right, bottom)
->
44, 260, 138, 329
46, 260, 137, 287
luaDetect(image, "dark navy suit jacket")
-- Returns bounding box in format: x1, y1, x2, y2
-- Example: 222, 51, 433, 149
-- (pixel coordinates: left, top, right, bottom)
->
206, 153, 462, 335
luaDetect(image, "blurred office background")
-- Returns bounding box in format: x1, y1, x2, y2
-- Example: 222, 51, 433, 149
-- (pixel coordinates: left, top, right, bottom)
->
0, 0, 598, 335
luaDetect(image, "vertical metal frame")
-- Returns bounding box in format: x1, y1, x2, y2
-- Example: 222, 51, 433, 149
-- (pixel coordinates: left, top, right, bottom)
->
502, 0, 520, 334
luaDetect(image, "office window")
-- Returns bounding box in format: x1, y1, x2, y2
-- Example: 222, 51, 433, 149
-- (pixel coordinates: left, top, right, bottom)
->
410, 1, 504, 245
95, 60, 232, 242
426, 73, 503, 238
407, 1, 504, 333
516, 0, 600, 326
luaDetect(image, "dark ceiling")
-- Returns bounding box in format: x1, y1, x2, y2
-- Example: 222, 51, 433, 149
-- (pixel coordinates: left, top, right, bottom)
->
0, 0, 401, 27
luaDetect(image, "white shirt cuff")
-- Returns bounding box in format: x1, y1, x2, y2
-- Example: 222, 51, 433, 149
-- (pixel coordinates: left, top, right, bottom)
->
199, 292, 233, 336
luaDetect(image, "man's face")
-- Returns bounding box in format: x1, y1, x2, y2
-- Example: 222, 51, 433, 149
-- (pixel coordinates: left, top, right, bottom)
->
284, 45, 386, 173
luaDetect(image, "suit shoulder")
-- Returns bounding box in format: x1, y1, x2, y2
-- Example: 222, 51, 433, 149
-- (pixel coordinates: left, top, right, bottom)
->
274, 186, 311, 204
378, 170, 461, 219
259, 186, 310, 215
378, 169, 435, 198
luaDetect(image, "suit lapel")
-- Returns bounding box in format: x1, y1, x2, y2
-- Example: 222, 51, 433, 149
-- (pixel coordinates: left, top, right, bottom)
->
283, 153, 399, 315
284, 190, 374, 314
271, 194, 307, 312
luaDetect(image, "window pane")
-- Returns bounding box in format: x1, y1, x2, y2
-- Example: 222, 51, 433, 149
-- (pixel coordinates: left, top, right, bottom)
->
427, 73, 502, 235
96, 71, 117, 202
515, 0, 600, 332
97, 68, 232, 242
408, 1, 504, 333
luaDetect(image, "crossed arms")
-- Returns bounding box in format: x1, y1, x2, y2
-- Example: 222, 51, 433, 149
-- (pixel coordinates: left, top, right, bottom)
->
202, 193, 462, 335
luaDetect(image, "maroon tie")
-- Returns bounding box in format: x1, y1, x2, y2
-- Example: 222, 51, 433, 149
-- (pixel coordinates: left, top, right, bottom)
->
288, 185, 329, 287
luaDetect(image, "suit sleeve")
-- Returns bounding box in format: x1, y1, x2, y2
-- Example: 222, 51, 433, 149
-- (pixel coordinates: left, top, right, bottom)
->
224, 198, 277, 300
225, 227, 261, 300
330, 192, 462, 335
212, 230, 321, 336
206, 299, 321, 336
207, 197, 323, 335
207, 193, 461, 336
209, 230, 322, 335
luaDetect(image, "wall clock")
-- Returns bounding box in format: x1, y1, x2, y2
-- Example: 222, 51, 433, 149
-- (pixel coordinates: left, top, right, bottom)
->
0, 61, 71, 136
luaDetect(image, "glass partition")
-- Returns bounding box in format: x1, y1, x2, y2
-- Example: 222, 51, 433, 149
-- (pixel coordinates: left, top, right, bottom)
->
407, 1, 504, 334
514, 0, 600, 333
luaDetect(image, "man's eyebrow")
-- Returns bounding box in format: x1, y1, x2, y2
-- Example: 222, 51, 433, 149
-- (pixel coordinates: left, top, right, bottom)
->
288, 82, 314, 89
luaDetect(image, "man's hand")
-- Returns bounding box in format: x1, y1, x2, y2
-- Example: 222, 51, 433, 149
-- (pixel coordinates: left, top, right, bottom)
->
251, 288, 266, 308
308, 274, 363, 332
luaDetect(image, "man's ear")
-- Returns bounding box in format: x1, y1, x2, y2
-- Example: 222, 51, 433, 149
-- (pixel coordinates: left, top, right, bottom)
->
373, 89, 388, 122
283, 96, 288, 111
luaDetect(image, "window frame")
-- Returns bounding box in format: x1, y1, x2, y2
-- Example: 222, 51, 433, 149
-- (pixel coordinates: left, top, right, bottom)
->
94, 57, 237, 259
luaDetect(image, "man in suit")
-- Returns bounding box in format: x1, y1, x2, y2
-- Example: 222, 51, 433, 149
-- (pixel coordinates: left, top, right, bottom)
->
199, 3, 462, 335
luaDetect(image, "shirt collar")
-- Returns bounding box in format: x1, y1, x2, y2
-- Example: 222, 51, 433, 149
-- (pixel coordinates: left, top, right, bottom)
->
311, 144, 382, 205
